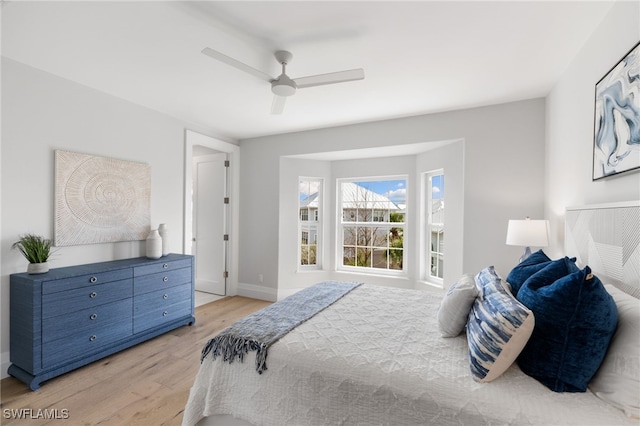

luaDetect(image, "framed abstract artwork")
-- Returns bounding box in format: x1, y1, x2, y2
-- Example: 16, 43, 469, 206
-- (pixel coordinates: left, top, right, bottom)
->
593, 41, 640, 180
54, 150, 151, 246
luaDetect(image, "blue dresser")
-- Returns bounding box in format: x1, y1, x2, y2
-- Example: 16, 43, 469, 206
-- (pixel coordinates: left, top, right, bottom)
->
9, 254, 195, 390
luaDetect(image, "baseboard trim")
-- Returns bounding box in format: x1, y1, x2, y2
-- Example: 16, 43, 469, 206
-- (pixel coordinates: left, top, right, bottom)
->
1, 351, 11, 379
237, 283, 277, 302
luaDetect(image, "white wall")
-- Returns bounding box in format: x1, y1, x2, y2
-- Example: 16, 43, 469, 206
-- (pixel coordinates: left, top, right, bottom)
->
545, 0, 640, 258
239, 98, 546, 298
0, 59, 233, 378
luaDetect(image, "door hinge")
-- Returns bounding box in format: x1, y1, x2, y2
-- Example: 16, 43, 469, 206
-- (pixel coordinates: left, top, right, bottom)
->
223, 271, 229, 278
224, 160, 230, 167
224, 197, 229, 204
223, 234, 229, 241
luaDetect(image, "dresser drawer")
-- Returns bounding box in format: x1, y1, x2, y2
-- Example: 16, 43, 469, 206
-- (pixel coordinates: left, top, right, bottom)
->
134, 268, 191, 295
134, 258, 192, 277
42, 268, 132, 294
134, 283, 192, 333
42, 319, 132, 368
42, 299, 133, 343
42, 279, 133, 319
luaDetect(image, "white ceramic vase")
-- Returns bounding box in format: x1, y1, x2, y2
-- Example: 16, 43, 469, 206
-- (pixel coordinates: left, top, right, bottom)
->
158, 223, 168, 256
146, 229, 162, 259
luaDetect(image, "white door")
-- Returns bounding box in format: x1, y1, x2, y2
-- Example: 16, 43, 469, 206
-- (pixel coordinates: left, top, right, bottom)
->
192, 153, 227, 295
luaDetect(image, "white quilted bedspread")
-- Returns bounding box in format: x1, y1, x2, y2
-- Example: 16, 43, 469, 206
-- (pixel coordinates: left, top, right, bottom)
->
183, 285, 635, 426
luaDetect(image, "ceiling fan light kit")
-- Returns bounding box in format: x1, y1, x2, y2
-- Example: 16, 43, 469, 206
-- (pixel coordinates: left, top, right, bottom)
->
271, 75, 297, 97
202, 47, 364, 114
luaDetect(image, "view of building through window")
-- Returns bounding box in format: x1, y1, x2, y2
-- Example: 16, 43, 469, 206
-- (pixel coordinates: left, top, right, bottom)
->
299, 178, 322, 267
428, 172, 444, 280
339, 178, 406, 272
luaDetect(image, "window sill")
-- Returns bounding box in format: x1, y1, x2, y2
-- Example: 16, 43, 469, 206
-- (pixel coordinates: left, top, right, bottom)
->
336, 268, 409, 280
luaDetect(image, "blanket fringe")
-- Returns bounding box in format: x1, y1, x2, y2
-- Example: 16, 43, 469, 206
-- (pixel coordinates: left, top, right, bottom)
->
201, 336, 269, 374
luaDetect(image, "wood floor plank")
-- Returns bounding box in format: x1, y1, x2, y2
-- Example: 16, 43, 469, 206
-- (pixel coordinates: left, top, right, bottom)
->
0, 296, 271, 425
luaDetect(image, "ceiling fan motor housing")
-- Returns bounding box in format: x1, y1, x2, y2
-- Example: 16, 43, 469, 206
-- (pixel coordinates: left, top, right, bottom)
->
271, 75, 297, 96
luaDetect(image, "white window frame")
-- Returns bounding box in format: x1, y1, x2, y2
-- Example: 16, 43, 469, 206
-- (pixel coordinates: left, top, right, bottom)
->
298, 177, 323, 270
337, 176, 407, 276
423, 170, 444, 284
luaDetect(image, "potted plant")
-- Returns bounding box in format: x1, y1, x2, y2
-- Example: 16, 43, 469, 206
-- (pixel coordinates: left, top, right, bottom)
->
12, 234, 54, 274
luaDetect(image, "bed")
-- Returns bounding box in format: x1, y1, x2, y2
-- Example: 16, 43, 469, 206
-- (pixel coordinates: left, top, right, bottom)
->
183, 202, 640, 426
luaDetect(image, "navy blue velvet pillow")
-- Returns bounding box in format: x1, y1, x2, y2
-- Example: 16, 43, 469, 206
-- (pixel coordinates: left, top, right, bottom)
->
516, 259, 618, 392
505, 250, 552, 295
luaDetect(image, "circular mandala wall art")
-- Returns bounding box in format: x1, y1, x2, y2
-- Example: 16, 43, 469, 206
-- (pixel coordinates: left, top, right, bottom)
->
55, 150, 151, 246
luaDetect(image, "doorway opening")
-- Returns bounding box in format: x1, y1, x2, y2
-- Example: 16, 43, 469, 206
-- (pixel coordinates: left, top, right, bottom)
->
184, 130, 239, 305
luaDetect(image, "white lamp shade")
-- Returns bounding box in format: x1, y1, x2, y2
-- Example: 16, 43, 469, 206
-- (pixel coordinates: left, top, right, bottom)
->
506, 219, 549, 247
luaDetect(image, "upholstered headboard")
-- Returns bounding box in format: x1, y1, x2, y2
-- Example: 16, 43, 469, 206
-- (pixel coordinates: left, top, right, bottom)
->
565, 201, 640, 298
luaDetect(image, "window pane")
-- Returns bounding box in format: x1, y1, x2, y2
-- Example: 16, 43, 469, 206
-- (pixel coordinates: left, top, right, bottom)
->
372, 227, 389, 248
299, 178, 322, 268
388, 249, 403, 270
339, 177, 406, 273
372, 248, 388, 269
426, 172, 444, 281
356, 247, 372, 267
343, 226, 356, 246
357, 226, 371, 246
343, 247, 356, 266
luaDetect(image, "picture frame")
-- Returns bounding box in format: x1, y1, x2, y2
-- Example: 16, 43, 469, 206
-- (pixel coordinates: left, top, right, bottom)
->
593, 40, 640, 180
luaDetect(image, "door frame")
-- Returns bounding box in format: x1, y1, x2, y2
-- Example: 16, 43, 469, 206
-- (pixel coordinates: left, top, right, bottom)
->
183, 130, 240, 296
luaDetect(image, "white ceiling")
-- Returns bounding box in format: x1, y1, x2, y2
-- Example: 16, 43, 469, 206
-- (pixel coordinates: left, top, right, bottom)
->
1, 1, 614, 141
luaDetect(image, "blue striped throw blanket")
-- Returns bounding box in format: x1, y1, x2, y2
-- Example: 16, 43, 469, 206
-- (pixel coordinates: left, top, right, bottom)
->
200, 281, 363, 374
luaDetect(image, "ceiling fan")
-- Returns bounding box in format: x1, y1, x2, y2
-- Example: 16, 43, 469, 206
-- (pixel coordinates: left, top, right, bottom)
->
201, 47, 365, 114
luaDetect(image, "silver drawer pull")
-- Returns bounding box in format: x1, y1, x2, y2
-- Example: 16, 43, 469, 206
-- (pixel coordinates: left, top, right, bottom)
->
90, 276, 98, 283
162, 276, 168, 282
90, 313, 98, 320
162, 311, 168, 317
89, 292, 97, 298
163, 294, 169, 300
163, 263, 169, 269
89, 335, 97, 342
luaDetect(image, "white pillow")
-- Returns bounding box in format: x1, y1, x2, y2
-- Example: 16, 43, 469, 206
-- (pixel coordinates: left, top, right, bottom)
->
589, 284, 640, 418
437, 274, 478, 337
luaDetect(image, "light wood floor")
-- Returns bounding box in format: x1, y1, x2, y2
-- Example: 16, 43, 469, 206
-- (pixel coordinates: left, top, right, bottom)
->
0, 296, 271, 425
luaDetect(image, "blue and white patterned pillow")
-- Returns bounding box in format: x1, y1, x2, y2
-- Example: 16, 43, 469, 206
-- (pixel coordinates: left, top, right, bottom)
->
467, 266, 535, 382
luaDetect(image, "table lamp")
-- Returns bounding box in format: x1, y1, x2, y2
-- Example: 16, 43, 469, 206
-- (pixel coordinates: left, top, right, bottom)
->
506, 217, 549, 263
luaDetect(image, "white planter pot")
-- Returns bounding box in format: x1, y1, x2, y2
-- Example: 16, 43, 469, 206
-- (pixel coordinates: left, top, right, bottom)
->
27, 262, 49, 274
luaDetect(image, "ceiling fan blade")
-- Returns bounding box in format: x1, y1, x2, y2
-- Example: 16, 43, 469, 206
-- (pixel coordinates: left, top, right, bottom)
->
201, 47, 273, 83
294, 68, 364, 89
271, 95, 287, 115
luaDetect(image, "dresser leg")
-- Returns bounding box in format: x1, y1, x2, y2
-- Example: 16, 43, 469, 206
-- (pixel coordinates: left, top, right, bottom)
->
8, 364, 41, 391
